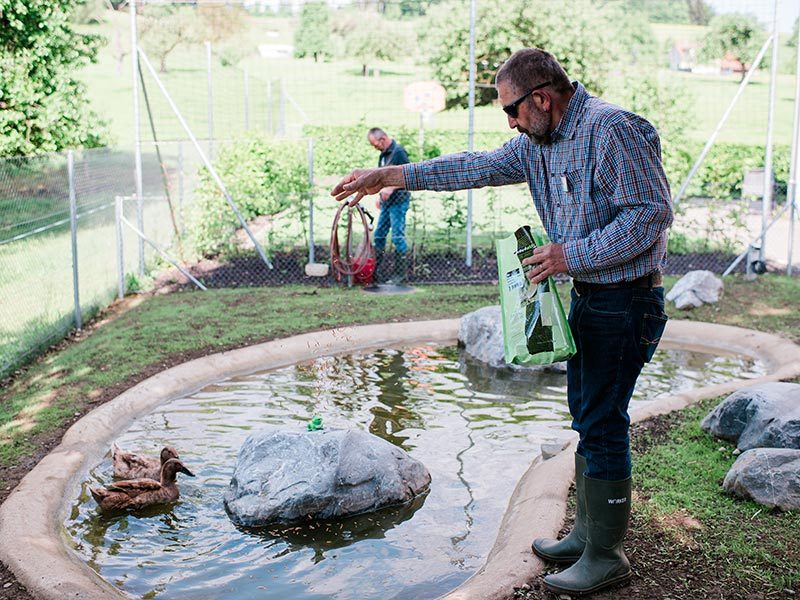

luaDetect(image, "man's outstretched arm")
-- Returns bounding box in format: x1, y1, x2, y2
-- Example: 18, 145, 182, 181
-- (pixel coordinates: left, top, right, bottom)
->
331, 166, 405, 206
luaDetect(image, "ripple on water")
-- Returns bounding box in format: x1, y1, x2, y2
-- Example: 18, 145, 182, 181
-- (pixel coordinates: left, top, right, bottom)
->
66, 345, 764, 599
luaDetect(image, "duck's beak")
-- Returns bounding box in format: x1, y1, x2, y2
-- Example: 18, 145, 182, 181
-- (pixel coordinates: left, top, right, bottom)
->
180, 465, 195, 477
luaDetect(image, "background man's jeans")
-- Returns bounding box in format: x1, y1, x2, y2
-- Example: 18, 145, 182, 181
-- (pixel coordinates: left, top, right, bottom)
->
567, 286, 668, 481
373, 198, 409, 254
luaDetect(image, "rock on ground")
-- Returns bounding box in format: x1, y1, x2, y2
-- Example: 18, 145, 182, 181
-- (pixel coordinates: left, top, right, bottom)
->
666, 270, 724, 310
723, 448, 800, 510
701, 382, 800, 451
224, 429, 431, 526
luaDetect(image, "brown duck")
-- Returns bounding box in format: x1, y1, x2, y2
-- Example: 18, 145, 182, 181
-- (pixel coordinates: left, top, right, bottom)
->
91, 458, 195, 512
112, 443, 179, 480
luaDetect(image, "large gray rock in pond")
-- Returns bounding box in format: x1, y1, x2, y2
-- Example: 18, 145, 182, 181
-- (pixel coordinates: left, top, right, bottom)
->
701, 383, 800, 451
223, 429, 431, 526
723, 448, 800, 510
666, 270, 723, 310
458, 305, 566, 373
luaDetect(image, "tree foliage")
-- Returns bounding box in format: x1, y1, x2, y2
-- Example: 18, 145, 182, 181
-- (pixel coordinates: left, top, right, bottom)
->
294, 3, 332, 62
700, 13, 766, 81
422, 0, 653, 108
332, 10, 413, 76
686, 0, 714, 26
623, 0, 689, 23
0, 0, 107, 156
139, 4, 245, 72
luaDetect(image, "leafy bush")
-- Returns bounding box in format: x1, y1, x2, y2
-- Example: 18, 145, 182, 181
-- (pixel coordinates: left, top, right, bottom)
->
189, 135, 311, 257
304, 125, 512, 177
0, 0, 107, 156
305, 127, 790, 206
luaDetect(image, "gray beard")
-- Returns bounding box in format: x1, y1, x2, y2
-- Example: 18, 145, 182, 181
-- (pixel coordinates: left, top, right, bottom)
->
526, 131, 552, 145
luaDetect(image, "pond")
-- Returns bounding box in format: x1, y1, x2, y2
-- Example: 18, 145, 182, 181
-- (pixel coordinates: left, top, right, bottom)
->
66, 345, 765, 599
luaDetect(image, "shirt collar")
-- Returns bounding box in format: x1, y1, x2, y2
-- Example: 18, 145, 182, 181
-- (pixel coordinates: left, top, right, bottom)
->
381, 140, 396, 156
550, 81, 588, 142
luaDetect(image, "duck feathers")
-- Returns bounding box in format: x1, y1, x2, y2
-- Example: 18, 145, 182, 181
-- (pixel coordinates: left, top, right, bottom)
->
111, 443, 179, 480
92, 458, 194, 512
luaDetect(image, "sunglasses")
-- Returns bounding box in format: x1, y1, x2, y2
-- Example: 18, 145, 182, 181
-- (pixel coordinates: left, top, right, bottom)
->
502, 80, 552, 118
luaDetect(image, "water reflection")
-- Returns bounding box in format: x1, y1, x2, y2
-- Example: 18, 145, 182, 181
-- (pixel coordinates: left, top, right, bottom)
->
240, 493, 429, 564
65, 345, 764, 600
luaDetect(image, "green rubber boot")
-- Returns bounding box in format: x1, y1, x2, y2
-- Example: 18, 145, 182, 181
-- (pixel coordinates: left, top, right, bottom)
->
371, 249, 386, 285
532, 453, 587, 564
543, 475, 632, 596
389, 252, 408, 286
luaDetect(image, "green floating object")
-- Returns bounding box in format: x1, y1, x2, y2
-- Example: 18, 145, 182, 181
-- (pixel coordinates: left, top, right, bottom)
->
307, 416, 324, 431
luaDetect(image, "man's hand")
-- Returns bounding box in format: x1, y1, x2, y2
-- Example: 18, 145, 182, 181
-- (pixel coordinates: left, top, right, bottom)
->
521, 243, 568, 285
331, 166, 404, 207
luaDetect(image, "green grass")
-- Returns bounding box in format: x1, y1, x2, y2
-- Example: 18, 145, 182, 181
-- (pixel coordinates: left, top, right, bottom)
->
0, 284, 498, 468
634, 396, 800, 591
0, 195, 181, 376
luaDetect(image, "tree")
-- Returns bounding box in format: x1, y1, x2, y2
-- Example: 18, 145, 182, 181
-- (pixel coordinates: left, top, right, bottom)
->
333, 10, 412, 76
700, 13, 766, 81
624, 0, 690, 24
294, 3, 332, 62
789, 17, 798, 47
139, 4, 245, 72
422, 0, 626, 108
686, 0, 714, 26
0, 0, 107, 156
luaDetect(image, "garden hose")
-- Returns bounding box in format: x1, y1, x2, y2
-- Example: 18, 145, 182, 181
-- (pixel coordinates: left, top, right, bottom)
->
329, 201, 375, 282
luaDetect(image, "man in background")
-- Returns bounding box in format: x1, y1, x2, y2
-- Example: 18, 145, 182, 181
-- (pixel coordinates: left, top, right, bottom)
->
367, 127, 412, 286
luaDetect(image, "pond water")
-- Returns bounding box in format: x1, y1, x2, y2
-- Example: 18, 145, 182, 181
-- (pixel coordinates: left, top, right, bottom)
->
66, 345, 765, 599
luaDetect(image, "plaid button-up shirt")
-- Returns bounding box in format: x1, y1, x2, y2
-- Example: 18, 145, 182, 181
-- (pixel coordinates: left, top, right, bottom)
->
403, 82, 673, 284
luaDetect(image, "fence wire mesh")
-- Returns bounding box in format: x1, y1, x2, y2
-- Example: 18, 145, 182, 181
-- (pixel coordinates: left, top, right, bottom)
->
4, 0, 800, 376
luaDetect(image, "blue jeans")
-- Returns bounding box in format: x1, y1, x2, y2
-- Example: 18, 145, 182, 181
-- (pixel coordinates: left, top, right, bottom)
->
373, 198, 409, 254
567, 286, 668, 481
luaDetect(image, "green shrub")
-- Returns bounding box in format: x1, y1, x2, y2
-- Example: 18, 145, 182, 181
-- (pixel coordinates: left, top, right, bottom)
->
304, 125, 513, 177
190, 135, 311, 257
306, 125, 789, 205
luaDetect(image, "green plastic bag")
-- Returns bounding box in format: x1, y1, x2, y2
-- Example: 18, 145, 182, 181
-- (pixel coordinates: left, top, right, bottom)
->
496, 225, 576, 365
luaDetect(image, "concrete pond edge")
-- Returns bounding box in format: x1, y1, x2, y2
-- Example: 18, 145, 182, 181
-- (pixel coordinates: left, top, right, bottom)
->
1, 319, 798, 599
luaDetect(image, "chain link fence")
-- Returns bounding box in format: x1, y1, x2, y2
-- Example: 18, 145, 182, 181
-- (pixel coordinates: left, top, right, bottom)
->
5, 1, 799, 376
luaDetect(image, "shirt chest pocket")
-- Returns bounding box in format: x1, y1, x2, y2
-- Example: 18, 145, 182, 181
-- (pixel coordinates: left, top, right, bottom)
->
551, 169, 584, 205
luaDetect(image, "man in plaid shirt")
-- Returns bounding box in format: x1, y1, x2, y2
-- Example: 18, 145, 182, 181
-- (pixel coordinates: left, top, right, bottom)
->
332, 48, 673, 596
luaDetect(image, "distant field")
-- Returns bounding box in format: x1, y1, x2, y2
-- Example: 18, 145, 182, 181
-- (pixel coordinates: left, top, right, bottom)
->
79, 12, 800, 153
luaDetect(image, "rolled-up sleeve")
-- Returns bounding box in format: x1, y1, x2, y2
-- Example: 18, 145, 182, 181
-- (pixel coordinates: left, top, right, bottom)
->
562, 119, 673, 275
403, 137, 527, 192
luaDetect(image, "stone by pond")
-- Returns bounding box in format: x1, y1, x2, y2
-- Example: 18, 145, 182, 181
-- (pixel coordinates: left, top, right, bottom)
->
703, 382, 800, 510
723, 448, 800, 511
458, 305, 566, 374
224, 429, 431, 526
701, 382, 800, 451
666, 270, 724, 310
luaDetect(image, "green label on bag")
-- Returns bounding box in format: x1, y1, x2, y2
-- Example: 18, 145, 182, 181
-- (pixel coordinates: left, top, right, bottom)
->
496, 225, 576, 365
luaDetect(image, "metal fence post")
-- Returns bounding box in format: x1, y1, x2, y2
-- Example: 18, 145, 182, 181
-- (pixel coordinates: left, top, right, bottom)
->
760, 0, 780, 264
244, 68, 250, 131
307, 138, 315, 264
130, 0, 145, 277
465, 0, 477, 268
206, 41, 214, 158
279, 78, 286, 136
177, 141, 185, 234
68, 151, 82, 331
267, 79, 273, 134
115, 196, 125, 300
